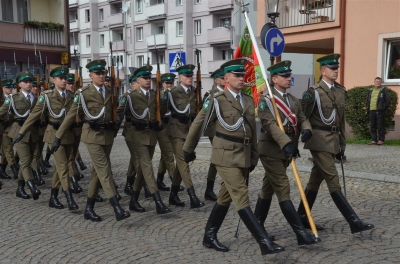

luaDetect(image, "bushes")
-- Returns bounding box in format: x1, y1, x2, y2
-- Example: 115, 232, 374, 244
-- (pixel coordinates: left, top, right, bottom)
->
23, 21, 64, 31
345, 85, 398, 138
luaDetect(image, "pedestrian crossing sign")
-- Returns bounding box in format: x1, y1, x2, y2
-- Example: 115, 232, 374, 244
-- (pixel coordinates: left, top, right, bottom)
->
169, 52, 186, 73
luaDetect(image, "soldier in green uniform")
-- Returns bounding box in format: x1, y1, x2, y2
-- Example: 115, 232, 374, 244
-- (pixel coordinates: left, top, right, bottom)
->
201, 69, 226, 201
117, 66, 171, 214
167, 64, 204, 209
0, 72, 41, 200
0, 79, 14, 179
299, 54, 374, 234
51, 60, 130, 222
254, 61, 320, 245
14, 66, 79, 210
182, 59, 284, 255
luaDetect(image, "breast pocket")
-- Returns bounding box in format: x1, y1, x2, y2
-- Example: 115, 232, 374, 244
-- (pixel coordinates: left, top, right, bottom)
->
222, 111, 238, 124
87, 103, 100, 116
321, 103, 333, 117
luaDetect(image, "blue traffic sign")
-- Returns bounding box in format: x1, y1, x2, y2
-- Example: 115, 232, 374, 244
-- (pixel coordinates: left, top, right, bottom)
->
265, 28, 285, 57
291, 77, 294, 86
169, 52, 186, 72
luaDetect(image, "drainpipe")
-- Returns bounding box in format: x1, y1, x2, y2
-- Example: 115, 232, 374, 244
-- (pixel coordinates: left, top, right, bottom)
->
339, 0, 346, 85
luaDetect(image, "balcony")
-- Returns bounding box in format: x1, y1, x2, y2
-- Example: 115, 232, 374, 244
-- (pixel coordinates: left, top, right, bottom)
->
207, 27, 231, 44
208, 0, 233, 12
69, 0, 78, 6
208, 60, 229, 72
70, 20, 79, 31
146, 4, 167, 21
146, 34, 167, 47
24, 28, 64, 46
150, 63, 166, 75
70, 45, 80, 54
109, 13, 123, 27
112, 40, 125, 51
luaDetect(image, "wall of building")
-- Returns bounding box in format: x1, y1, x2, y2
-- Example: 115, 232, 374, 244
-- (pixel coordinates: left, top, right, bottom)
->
30, 0, 50, 22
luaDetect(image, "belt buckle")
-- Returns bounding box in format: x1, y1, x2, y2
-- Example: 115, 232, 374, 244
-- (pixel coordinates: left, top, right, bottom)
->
243, 137, 250, 145
331, 126, 337, 132
144, 122, 150, 129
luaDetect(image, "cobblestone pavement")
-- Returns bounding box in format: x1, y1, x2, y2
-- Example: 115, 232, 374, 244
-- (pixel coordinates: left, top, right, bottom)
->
0, 136, 399, 263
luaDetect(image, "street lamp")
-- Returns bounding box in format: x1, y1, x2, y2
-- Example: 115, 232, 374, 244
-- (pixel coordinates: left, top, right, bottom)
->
265, 0, 280, 24
222, 18, 234, 59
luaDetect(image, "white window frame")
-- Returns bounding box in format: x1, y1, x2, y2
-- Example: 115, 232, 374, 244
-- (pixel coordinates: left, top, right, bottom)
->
194, 19, 201, 35
136, 27, 143, 41
384, 39, 400, 83
158, 26, 165, 34
136, 0, 143, 14
137, 55, 145, 67
86, 35, 91, 47
222, 49, 232, 60
177, 21, 183, 36
0, 0, 29, 23
159, 54, 165, 64
177, 0, 183, 6
85, 9, 90, 22
100, 34, 105, 48
99, 8, 104, 21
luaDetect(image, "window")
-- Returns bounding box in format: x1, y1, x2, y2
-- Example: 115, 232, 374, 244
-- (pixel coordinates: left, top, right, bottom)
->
195, 0, 201, 4
99, 9, 104, 21
158, 26, 165, 34
177, 0, 183, 6
385, 40, 400, 82
110, 3, 122, 15
100, 34, 105, 47
85, 9, 90, 22
87, 59, 92, 64
69, 10, 78, 22
137, 56, 145, 67
1, 0, 28, 23
157, 0, 165, 3
86, 35, 91, 47
159, 54, 165, 64
194, 20, 201, 35
136, 0, 143, 13
113, 55, 124, 66
177, 21, 183, 36
136, 27, 143, 41
220, 18, 231, 28
222, 50, 232, 60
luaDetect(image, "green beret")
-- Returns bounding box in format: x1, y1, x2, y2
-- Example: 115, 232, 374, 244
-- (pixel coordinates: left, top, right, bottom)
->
50, 66, 69, 78
2, 79, 13, 87
210, 68, 224, 79
16, 71, 34, 83
221, 59, 246, 75
161, 73, 176, 82
50, 82, 55, 89
176, 64, 195, 76
134, 65, 153, 78
317, 53, 340, 68
86, 59, 107, 72
67, 73, 75, 84
129, 74, 137, 84
267, 60, 292, 76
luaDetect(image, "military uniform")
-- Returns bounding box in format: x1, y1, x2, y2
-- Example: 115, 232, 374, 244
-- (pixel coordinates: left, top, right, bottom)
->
167, 65, 204, 209
254, 61, 320, 245
182, 59, 283, 255
0, 72, 41, 200
116, 66, 171, 214
17, 66, 79, 210
53, 60, 130, 222
299, 54, 374, 234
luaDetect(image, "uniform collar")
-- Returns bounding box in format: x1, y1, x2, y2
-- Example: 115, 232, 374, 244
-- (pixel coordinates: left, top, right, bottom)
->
322, 79, 334, 89
274, 87, 288, 97
140, 87, 150, 94
217, 86, 224, 92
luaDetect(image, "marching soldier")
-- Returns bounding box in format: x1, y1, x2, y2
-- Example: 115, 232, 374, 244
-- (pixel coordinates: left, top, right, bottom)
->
182, 59, 284, 255
14, 66, 79, 210
299, 53, 374, 234
51, 60, 130, 222
201, 69, 226, 201
254, 61, 320, 245
167, 64, 204, 209
117, 66, 171, 214
0, 72, 41, 200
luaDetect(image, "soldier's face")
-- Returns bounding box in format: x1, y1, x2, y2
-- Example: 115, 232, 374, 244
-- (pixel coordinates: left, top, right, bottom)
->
215, 76, 225, 88
272, 74, 291, 90
321, 66, 338, 81
104, 81, 109, 86
89, 71, 105, 86
66, 83, 74, 91
225, 73, 244, 92
2, 87, 12, 95
137, 76, 151, 89
162, 81, 174, 90
179, 75, 193, 87
54, 76, 67, 90
19, 79, 32, 93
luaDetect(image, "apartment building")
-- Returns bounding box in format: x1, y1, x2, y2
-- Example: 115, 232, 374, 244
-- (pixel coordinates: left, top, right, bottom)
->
0, 0, 69, 80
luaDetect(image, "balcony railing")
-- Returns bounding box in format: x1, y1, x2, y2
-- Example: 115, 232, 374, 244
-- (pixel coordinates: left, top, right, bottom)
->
208, 0, 233, 11
207, 27, 231, 44
24, 28, 64, 46
146, 34, 167, 47
146, 4, 167, 20
112, 40, 125, 51
70, 45, 80, 54
109, 13, 123, 26
70, 20, 79, 30
273, 0, 336, 28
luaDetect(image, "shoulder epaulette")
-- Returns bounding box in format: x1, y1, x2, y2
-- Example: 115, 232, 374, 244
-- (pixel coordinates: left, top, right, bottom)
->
79, 85, 90, 92
310, 83, 320, 90
44, 90, 53, 94
67, 90, 74, 94
334, 83, 346, 91
169, 86, 177, 91
214, 92, 224, 98
127, 90, 132, 94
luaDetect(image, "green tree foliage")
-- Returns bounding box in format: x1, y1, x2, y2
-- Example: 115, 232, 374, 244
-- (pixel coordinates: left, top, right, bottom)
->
346, 85, 398, 138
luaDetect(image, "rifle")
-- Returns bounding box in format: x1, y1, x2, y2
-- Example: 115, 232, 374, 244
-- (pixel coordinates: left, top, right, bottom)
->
154, 35, 162, 126
1, 61, 6, 105
73, 41, 82, 125
194, 35, 202, 114
14, 52, 20, 93
34, 41, 41, 96
109, 41, 117, 123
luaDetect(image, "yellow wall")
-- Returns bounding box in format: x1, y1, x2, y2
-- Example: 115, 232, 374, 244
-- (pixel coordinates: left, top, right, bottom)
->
49, 0, 64, 24
313, 54, 324, 84
29, 0, 64, 24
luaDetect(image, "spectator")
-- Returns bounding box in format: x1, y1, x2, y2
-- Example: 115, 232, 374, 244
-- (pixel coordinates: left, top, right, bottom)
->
366, 77, 391, 145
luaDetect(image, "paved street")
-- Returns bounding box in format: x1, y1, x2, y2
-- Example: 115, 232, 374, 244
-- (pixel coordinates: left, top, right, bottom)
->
0, 136, 399, 263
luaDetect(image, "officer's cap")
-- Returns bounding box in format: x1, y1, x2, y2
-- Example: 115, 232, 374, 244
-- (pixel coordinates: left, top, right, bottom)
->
67, 73, 75, 84
134, 65, 153, 79
50, 66, 69, 78
267, 60, 292, 76
129, 74, 137, 84
161, 73, 176, 82
50, 82, 55, 89
210, 68, 224, 79
32, 80, 37, 87
221, 59, 246, 75
86, 59, 107, 73
2, 79, 13, 88
317, 53, 340, 69
16, 71, 34, 83
176, 64, 195, 77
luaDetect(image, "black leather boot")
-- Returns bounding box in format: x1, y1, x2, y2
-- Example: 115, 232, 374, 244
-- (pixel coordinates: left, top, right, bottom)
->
0, 180, 2, 190
10, 164, 19, 179
238, 207, 285, 255
15, 154, 20, 167
280, 200, 321, 245
330, 190, 374, 234
74, 163, 83, 180
95, 194, 104, 202
169, 185, 185, 207
157, 173, 170, 191
202, 203, 229, 252
124, 176, 135, 196
70, 175, 82, 193
0, 164, 11, 179
44, 152, 52, 167
169, 176, 184, 192
109, 195, 130, 221
129, 190, 145, 212
204, 181, 218, 201
40, 160, 49, 175
76, 156, 87, 171
33, 170, 45, 186
64, 189, 79, 211
297, 189, 324, 231
26, 180, 41, 200
115, 188, 122, 200
144, 183, 154, 198
84, 197, 101, 221
187, 186, 205, 209
153, 191, 171, 214
16, 180, 30, 199
254, 197, 275, 241
49, 188, 64, 209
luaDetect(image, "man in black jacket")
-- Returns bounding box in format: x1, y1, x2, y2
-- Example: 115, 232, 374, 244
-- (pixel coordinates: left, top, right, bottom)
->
366, 77, 391, 145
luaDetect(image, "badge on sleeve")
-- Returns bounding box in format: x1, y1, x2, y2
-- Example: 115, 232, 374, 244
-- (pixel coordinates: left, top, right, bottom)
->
203, 99, 210, 110
302, 92, 312, 102
258, 101, 266, 111
73, 94, 79, 103
121, 96, 127, 105
163, 92, 168, 101
38, 95, 45, 104
4, 97, 10, 105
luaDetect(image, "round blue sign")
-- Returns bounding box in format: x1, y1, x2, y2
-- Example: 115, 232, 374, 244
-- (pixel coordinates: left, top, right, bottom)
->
264, 28, 285, 57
